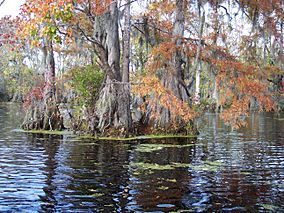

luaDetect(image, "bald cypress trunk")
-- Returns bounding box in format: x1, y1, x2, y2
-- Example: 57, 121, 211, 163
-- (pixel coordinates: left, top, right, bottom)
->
92, 2, 132, 136
22, 42, 63, 130
157, 0, 191, 131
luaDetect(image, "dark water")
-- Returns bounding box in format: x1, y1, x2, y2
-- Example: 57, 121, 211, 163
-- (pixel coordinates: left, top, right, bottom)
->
0, 103, 283, 212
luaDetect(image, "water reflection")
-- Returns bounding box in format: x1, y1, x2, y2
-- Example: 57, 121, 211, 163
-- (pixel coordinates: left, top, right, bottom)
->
128, 138, 194, 211
0, 104, 283, 212
191, 112, 284, 212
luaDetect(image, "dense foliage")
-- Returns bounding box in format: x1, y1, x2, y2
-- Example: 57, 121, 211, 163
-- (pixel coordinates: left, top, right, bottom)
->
67, 65, 104, 105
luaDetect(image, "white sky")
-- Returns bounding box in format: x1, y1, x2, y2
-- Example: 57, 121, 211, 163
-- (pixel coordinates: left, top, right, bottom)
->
0, 0, 25, 17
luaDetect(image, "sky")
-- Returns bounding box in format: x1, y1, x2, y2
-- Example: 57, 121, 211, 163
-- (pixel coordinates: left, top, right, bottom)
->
0, 0, 25, 17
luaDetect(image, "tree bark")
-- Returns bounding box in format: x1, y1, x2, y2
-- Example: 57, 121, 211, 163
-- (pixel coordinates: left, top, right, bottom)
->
211, 3, 220, 111
121, 0, 132, 134
92, 1, 132, 136
22, 42, 63, 131
157, 0, 191, 131
194, 3, 205, 104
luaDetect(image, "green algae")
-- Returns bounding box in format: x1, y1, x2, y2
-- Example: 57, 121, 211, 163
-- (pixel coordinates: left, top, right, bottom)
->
130, 160, 223, 172
165, 179, 177, 183
91, 192, 104, 197
171, 163, 192, 168
130, 162, 175, 170
21, 129, 196, 141
260, 204, 279, 211
192, 164, 219, 172
158, 186, 169, 190
135, 143, 195, 153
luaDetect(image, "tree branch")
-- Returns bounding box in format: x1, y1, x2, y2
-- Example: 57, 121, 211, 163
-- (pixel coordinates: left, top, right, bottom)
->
0, 0, 5, 7
218, 5, 232, 21
119, 0, 138, 8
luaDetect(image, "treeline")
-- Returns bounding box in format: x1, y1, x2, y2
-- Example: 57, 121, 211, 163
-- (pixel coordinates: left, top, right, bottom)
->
0, 0, 283, 136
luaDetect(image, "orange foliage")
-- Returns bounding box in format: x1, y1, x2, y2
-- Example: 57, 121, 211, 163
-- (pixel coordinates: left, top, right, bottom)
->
132, 75, 196, 127
213, 59, 277, 128
18, 0, 113, 46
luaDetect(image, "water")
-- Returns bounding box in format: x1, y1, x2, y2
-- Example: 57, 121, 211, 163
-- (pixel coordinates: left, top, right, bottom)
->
0, 103, 283, 212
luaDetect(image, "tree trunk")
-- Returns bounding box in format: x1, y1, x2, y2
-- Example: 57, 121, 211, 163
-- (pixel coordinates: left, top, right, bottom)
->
195, 63, 201, 104
122, 0, 132, 134
156, 0, 192, 132
194, 3, 205, 104
211, 3, 220, 111
22, 42, 63, 131
92, 1, 132, 136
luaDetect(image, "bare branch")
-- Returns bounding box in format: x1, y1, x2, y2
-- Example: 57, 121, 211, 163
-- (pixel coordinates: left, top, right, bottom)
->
0, 0, 5, 7
218, 5, 233, 21
119, 0, 138, 8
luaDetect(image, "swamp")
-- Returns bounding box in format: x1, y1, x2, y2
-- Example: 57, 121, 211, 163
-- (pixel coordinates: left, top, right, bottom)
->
0, 0, 284, 212
0, 103, 283, 212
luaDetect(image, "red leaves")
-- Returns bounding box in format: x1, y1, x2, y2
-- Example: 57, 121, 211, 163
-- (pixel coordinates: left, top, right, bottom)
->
0, 16, 22, 51
23, 85, 44, 109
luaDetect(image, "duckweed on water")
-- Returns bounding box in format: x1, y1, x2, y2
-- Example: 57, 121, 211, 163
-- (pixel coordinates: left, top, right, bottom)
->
91, 193, 104, 197
260, 204, 279, 211
130, 162, 175, 170
135, 143, 195, 153
192, 164, 219, 172
165, 179, 177, 183
130, 160, 223, 172
158, 186, 169, 190
171, 163, 192, 168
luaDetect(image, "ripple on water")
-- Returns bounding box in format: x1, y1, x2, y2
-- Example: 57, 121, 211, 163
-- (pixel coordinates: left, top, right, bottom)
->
0, 107, 283, 212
